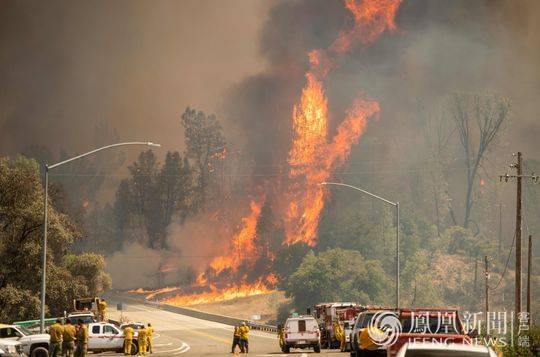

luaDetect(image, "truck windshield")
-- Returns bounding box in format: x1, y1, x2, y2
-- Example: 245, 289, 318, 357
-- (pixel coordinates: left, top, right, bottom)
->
18, 326, 33, 336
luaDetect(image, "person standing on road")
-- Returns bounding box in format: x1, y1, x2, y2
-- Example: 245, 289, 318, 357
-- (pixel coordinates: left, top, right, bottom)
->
98, 299, 108, 322
231, 324, 241, 353
238, 322, 250, 353
277, 324, 285, 351
123, 325, 134, 355
62, 319, 76, 357
146, 323, 154, 354
138, 325, 148, 355
74, 319, 88, 357
48, 318, 64, 357
333, 321, 344, 350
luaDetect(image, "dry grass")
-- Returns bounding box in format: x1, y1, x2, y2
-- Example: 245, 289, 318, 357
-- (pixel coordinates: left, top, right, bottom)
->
188, 290, 288, 324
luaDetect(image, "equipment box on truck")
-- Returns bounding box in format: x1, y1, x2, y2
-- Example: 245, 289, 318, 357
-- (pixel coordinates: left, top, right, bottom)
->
282, 316, 321, 353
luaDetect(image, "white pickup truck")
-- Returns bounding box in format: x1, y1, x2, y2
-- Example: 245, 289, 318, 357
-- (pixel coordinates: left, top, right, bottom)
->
283, 316, 321, 353
88, 322, 138, 355
0, 324, 49, 357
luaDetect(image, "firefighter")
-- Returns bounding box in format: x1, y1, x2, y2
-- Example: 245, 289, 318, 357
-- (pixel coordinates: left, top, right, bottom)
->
231, 324, 241, 353
277, 324, 285, 352
98, 299, 108, 322
333, 321, 343, 350
123, 325, 134, 355
138, 325, 148, 355
48, 318, 64, 357
62, 319, 76, 357
146, 323, 154, 354
75, 319, 88, 357
238, 322, 250, 353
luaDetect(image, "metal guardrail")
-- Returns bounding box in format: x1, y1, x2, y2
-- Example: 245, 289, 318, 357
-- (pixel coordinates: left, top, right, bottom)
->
109, 292, 278, 334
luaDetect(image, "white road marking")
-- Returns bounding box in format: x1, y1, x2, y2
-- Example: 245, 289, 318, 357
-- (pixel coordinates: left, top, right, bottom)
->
158, 342, 190, 355
174, 342, 190, 354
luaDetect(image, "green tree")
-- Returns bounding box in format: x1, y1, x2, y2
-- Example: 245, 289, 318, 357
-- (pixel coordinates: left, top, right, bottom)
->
285, 248, 392, 310
64, 253, 112, 296
0, 156, 110, 321
149, 152, 193, 249
0, 285, 41, 322
181, 107, 225, 211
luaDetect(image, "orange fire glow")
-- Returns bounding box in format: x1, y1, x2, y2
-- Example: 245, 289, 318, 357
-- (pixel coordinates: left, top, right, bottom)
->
284, 0, 400, 246
208, 199, 263, 275
161, 281, 273, 306
155, 0, 402, 306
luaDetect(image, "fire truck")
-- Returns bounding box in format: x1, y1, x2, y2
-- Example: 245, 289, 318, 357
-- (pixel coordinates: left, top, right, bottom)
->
313, 302, 364, 349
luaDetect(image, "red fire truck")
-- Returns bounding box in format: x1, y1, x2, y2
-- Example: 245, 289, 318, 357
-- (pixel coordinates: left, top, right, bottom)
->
313, 302, 364, 349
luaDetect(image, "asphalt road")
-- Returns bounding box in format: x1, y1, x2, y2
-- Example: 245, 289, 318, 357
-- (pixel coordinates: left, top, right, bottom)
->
103, 301, 348, 356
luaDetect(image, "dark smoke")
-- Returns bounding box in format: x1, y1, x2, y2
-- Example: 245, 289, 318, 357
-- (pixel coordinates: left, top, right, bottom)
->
225, 0, 540, 170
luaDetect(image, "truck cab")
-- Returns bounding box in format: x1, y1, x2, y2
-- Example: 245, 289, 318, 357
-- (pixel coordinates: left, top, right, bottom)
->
88, 322, 138, 355
0, 324, 49, 357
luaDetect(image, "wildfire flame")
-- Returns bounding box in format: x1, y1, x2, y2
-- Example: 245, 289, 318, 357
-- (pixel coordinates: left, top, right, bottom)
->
208, 199, 263, 275
284, 0, 400, 246
156, 0, 402, 306
161, 281, 273, 306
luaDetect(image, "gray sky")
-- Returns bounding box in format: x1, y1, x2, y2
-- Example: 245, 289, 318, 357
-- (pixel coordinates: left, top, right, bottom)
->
0, 0, 271, 154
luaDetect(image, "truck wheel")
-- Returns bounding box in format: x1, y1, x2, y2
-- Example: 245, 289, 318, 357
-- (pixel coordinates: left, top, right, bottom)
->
31, 347, 48, 357
314, 344, 321, 353
131, 341, 139, 355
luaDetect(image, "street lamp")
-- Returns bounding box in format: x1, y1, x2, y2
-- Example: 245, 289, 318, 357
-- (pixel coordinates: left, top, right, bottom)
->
319, 181, 400, 308
40, 141, 161, 332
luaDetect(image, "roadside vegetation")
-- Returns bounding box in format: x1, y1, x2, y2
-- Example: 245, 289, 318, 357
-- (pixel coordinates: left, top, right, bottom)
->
0, 157, 110, 322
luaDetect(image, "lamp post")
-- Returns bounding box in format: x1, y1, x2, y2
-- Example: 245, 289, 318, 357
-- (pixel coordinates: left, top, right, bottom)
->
319, 181, 400, 308
40, 141, 161, 332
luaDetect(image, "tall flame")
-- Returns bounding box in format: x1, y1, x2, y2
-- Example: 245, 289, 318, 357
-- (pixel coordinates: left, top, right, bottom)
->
284, 0, 401, 246
209, 199, 263, 275
158, 0, 402, 306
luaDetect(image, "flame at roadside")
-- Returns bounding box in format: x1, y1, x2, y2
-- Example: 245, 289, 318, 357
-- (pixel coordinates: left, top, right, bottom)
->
161, 280, 274, 307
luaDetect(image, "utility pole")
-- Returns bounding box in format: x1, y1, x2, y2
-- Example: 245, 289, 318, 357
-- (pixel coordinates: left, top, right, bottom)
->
498, 203, 503, 259
527, 235, 532, 325
515, 152, 522, 317
484, 256, 489, 319
499, 152, 539, 317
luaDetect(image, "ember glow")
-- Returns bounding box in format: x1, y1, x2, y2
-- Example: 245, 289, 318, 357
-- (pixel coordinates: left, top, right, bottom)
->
155, 0, 402, 306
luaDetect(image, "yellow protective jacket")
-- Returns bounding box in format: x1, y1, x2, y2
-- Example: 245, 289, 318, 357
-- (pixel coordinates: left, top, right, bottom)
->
147, 326, 154, 337
124, 327, 134, 340
62, 324, 77, 342
238, 326, 250, 340
359, 327, 384, 350
278, 327, 285, 347
138, 328, 148, 342
98, 301, 107, 313
48, 323, 64, 343
333, 322, 343, 341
